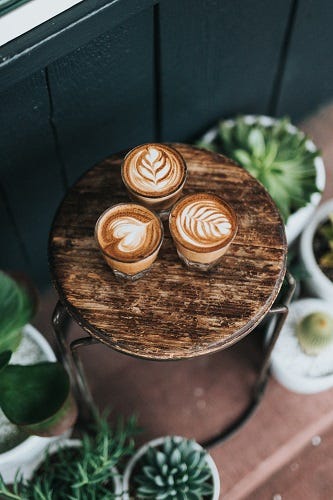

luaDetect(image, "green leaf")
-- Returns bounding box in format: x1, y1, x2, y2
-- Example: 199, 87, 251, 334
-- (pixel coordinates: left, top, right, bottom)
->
0, 362, 70, 425
170, 448, 181, 466
233, 149, 253, 168
0, 272, 35, 353
248, 128, 265, 157
0, 350, 11, 372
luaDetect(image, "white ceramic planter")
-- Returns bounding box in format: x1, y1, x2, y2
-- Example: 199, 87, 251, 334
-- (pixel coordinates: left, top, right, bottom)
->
122, 436, 220, 500
268, 298, 333, 394
26, 438, 122, 495
300, 198, 333, 301
0, 324, 69, 484
200, 115, 326, 245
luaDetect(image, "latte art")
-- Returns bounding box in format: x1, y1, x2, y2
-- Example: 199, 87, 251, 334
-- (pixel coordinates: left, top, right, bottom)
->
122, 144, 187, 198
95, 203, 163, 264
108, 217, 151, 253
176, 200, 232, 248
132, 146, 179, 192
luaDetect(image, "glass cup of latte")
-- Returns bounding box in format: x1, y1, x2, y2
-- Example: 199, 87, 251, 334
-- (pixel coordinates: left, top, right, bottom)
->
95, 203, 164, 280
121, 143, 187, 218
169, 192, 238, 271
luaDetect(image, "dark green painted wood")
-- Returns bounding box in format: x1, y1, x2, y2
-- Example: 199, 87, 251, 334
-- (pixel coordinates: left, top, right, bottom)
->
46, 7, 155, 185
0, 184, 27, 271
0, 71, 64, 287
277, 0, 333, 120
0, 0, 157, 92
158, 0, 292, 141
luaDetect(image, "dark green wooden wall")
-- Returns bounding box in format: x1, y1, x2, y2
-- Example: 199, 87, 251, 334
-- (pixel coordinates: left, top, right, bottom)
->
0, 0, 332, 288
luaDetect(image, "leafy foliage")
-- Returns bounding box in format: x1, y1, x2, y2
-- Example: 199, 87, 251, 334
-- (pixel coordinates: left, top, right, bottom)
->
134, 437, 214, 499
197, 116, 320, 222
0, 271, 35, 353
0, 414, 138, 499
318, 213, 333, 269
0, 362, 70, 425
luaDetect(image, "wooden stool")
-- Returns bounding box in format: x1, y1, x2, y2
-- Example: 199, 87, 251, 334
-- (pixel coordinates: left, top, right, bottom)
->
49, 144, 293, 447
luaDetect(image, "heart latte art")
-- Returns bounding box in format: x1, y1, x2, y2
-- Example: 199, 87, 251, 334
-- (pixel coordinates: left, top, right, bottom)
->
176, 200, 232, 248
96, 204, 163, 262
122, 144, 186, 197
108, 217, 151, 254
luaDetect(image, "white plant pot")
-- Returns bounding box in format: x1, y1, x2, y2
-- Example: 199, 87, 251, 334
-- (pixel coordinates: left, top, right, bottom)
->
300, 198, 333, 301
200, 115, 325, 245
0, 324, 70, 484
122, 436, 220, 500
26, 438, 122, 495
268, 299, 333, 394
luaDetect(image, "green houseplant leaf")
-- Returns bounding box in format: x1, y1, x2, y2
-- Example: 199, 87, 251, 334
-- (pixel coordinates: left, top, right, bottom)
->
0, 350, 11, 373
0, 271, 36, 353
0, 362, 70, 426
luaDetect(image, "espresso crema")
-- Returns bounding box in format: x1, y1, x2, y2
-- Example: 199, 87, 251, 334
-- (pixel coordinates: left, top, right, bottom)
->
122, 144, 187, 198
96, 204, 162, 262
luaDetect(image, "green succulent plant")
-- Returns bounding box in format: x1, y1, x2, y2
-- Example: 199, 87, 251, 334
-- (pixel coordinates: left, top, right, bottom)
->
197, 116, 320, 222
318, 213, 333, 269
0, 413, 138, 499
0, 271, 77, 437
134, 437, 214, 499
296, 312, 333, 356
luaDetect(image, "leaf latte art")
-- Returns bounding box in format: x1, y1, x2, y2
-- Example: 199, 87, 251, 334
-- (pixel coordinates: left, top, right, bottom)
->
176, 201, 232, 248
129, 146, 182, 193
108, 217, 152, 254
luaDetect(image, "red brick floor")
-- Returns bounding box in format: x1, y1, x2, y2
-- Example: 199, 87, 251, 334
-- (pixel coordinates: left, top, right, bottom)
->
33, 106, 333, 499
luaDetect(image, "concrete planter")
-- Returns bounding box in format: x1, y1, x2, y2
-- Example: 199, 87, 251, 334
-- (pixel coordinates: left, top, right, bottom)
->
300, 198, 333, 301
0, 324, 69, 483
122, 436, 220, 500
268, 298, 333, 394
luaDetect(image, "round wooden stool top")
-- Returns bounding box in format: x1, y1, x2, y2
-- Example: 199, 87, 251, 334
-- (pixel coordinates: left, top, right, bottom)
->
49, 144, 287, 360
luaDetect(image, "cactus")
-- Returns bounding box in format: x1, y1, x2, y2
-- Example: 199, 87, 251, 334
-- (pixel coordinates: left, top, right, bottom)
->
134, 437, 214, 499
296, 312, 333, 356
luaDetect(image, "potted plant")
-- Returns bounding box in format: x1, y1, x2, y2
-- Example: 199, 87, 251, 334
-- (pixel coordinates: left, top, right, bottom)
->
300, 198, 333, 301
197, 115, 325, 244
268, 298, 333, 394
123, 435, 220, 499
0, 414, 137, 498
0, 271, 77, 483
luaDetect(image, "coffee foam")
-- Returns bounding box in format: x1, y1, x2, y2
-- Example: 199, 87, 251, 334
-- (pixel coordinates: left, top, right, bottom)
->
170, 193, 237, 252
96, 204, 162, 262
122, 144, 186, 198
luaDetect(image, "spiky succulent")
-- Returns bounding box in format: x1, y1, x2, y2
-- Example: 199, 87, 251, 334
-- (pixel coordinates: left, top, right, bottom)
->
134, 437, 214, 499
296, 312, 333, 356
197, 116, 320, 222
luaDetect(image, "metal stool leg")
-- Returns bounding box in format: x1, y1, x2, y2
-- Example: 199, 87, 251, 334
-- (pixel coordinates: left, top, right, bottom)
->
52, 300, 99, 423
202, 271, 296, 449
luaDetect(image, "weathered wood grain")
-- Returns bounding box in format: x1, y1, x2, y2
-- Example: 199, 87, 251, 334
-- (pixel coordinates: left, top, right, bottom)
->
49, 144, 287, 360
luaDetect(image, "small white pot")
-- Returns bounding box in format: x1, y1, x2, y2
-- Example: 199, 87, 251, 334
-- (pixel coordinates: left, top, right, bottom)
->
122, 436, 220, 500
300, 198, 333, 301
0, 324, 70, 484
200, 115, 325, 245
268, 299, 333, 394
26, 438, 122, 495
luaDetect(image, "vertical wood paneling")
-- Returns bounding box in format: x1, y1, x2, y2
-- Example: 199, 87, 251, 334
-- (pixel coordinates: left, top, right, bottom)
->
47, 7, 155, 185
158, 0, 292, 141
0, 184, 27, 271
0, 71, 64, 287
277, 0, 333, 120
